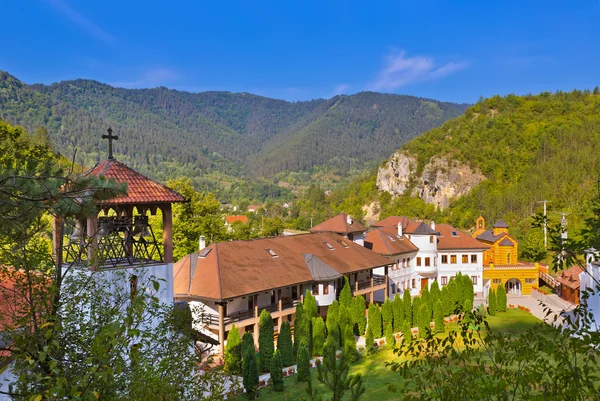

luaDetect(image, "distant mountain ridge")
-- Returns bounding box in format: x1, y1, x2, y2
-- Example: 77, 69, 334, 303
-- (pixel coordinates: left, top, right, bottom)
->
0, 71, 468, 182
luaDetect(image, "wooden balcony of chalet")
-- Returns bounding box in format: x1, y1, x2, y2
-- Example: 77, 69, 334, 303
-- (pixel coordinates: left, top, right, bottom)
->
351, 273, 387, 298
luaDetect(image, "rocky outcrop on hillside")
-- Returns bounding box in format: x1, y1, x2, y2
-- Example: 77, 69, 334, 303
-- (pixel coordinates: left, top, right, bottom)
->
376, 152, 485, 209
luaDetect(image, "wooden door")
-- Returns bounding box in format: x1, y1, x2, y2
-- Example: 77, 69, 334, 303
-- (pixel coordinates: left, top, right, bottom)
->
421, 278, 429, 293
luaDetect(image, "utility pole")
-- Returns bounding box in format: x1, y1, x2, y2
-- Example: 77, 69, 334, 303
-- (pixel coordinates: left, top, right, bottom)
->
538, 200, 551, 248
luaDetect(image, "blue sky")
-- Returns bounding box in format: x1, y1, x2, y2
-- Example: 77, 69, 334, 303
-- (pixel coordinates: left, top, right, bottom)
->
2, 0, 599, 103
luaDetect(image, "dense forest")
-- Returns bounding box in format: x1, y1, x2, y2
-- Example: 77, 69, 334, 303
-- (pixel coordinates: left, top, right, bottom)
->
0, 71, 466, 193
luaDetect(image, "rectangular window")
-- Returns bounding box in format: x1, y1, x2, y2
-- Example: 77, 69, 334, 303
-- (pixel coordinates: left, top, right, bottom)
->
416, 257, 422, 266
492, 278, 502, 285
430, 235, 434, 243
471, 276, 478, 285
471, 254, 477, 263
441, 276, 448, 286
450, 255, 457, 264
292, 286, 298, 299
525, 278, 536, 284
441, 255, 448, 264
412, 279, 416, 289
323, 283, 329, 295
312, 283, 319, 296
391, 284, 396, 294
425, 257, 431, 267
462, 255, 468, 263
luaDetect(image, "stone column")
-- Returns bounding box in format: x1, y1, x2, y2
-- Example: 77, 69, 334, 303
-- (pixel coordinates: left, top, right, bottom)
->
384, 273, 389, 300
278, 299, 283, 329
87, 215, 99, 270
218, 303, 225, 356
162, 204, 173, 263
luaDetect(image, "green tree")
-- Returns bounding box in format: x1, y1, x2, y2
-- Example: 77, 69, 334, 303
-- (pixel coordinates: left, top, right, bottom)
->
225, 324, 242, 374
297, 343, 310, 382
392, 293, 404, 332
294, 302, 306, 355
343, 324, 357, 363
32, 126, 54, 151
488, 288, 497, 316
434, 300, 445, 334
441, 285, 451, 316
385, 323, 395, 348
402, 321, 412, 346
520, 228, 547, 262
339, 276, 352, 308
270, 350, 284, 392
365, 324, 375, 355
462, 299, 473, 326
430, 280, 441, 306
316, 337, 365, 401
277, 321, 294, 367
351, 295, 367, 335
259, 309, 274, 372
312, 316, 326, 356
242, 331, 255, 357
447, 279, 458, 315
419, 303, 431, 338
368, 303, 382, 338
412, 297, 422, 329
403, 290, 412, 326
496, 283, 507, 312
326, 301, 342, 348
422, 285, 432, 313
242, 347, 259, 399
381, 298, 393, 330
304, 289, 319, 319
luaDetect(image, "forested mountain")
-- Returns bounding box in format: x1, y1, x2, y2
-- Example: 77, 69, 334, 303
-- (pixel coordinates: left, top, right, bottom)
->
365, 89, 600, 256
0, 71, 467, 185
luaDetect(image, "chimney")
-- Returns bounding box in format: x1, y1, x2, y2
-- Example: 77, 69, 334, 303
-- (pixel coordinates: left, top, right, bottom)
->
430, 221, 436, 230
199, 235, 206, 251
346, 215, 353, 225
397, 223, 403, 236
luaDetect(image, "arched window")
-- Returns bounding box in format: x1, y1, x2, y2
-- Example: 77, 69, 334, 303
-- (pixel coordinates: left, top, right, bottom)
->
507, 252, 511, 264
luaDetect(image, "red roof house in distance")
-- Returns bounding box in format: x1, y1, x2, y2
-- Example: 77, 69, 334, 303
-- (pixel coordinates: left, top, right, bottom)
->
225, 215, 248, 224
247, 205, 260, 213
310, 213, 367, 246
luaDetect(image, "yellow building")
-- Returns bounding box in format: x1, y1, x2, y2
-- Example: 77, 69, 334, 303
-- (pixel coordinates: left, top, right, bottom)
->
473, 216, 542, 295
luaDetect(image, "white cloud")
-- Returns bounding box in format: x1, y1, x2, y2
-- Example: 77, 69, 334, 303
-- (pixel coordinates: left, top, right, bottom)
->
45, 0, 114, 43
370, 49, 467, 91
111, 67, 179, 88
332, 83, 350, 95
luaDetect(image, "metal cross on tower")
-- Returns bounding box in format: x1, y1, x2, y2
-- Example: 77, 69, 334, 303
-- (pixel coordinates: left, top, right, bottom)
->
102, 127, 119, 160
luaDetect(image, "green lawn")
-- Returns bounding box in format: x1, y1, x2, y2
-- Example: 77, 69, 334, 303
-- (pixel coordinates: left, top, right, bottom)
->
248, 309, 540, 401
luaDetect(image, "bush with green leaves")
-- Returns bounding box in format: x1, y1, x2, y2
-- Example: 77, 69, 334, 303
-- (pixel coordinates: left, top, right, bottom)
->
402, 321, 412, 346
403, 290, 412, 326
418, 303, 431, 338
496, 283, 507, 312
242, 331, 255, 357
297, 343, 310, 382
326, 301, 342, 348
294, 302, 306, 355
392, 294, 404, 332
368, 303, 382, 338
382, 298, 393, 330
365, 324, 375, 354
434, 300, 444, 333
277, 321, 294, 366
462, 299, 473, 326
312, 316, 326, 356
488, 288, 497, 316
270, 350, 284, 392
430, 280, 441, 306
338, 306, 352, 343
351, 295, 367, 335
422, 285, 431, 312
339, 276, 352, 308
441, 285, 451, 316
316, 337, 365, 401
259, 309, 274, 372
385, 322, 395, 348
304, 289, 319, 320
242, 346, 259, 398
411, 296, 422, 328
447, 279, 459, 315
224, 324, 242, 374
343, 324, 357, 363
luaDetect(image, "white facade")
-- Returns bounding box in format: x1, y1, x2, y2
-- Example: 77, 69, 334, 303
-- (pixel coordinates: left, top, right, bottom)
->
437, 251, 484, 293
580, 250, 600, 329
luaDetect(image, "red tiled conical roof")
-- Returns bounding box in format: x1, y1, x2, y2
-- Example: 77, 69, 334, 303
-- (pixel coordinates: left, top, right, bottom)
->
86, 159, 185, 205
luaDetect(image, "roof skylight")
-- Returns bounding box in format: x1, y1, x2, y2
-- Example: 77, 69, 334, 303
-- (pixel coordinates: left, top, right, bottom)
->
265, 249, 278, 257
339, 240, 350, 248
451, 231, 459, 237
199, 248, 212, 258
324, 242, 335, 250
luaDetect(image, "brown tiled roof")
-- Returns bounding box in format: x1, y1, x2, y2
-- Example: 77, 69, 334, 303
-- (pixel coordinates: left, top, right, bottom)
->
173, 232, 391, 301
556, 266, 584, 289
364, 226, 418, 256
373, 216, 422, 234
436, 224, 489, 251
310, 213, 367, 235
86, 159, 185, 205
225, 215, 248, 224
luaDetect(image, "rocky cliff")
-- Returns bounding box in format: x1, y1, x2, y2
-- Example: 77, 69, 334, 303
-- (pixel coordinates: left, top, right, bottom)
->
376, 152, 485, 209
